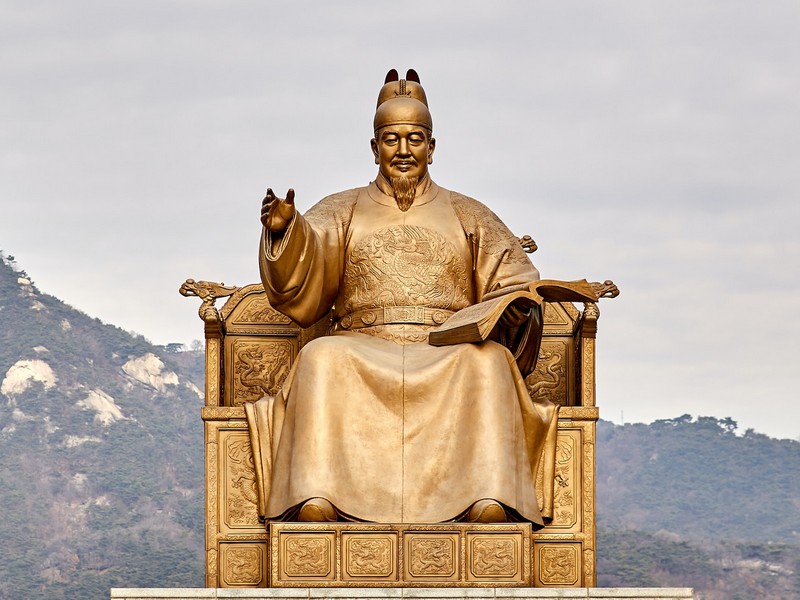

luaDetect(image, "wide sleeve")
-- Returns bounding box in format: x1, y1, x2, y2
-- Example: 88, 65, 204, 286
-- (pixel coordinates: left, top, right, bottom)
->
450, 192, 544, 376
450, 192, 540, 301
259, 190, 357, 327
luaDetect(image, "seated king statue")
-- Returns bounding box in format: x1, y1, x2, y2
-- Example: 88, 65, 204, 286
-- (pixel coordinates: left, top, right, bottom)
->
246, 69, 557, 527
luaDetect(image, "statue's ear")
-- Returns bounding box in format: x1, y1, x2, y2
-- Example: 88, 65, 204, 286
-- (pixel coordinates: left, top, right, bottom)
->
406, 69, 420, 83
370, 137, 380, 164
384, 69, 399, 83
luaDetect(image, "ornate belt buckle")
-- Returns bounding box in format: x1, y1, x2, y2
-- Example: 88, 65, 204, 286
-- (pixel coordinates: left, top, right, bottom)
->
431, 310, 449, 325
383, 306, 426, 324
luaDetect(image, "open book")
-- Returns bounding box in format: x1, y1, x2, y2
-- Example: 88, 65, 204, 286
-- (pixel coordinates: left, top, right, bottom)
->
428, 279, 598, 346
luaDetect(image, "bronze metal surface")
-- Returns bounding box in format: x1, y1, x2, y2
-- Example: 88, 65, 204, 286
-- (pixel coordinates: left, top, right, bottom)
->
270, 523, 531, 587
182, 69, 617, 588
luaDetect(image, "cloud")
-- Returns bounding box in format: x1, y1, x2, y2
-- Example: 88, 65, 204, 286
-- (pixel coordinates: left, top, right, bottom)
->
2, 1, 798, 438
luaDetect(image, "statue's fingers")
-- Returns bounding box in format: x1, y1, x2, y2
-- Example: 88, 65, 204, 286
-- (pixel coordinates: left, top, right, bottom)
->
261, 195, 273, 213
286, 188, 295, 205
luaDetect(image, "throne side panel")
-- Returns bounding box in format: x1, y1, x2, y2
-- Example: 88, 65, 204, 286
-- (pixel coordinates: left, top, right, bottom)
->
204, 415, 268, 588
532, 412, 596, 587
224, 336, 297, 407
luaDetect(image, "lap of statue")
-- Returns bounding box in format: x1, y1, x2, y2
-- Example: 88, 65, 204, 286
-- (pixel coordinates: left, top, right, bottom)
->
246, 331, 555, 525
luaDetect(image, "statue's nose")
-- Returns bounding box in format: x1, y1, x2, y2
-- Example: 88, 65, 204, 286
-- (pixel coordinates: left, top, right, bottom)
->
398, 137, 410, 155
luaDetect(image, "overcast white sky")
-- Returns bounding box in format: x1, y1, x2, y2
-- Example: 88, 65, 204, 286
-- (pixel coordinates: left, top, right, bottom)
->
2, 1, 798, 439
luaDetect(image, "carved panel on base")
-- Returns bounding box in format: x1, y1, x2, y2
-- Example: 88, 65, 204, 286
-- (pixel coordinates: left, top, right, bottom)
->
533, 541, 582, 587
343, 533, 397, 580
404, 533, 459, 581
466, 533, 523, 582
219, 542, 267, 587
270, 522, 530, 587
278, 533, 336, 582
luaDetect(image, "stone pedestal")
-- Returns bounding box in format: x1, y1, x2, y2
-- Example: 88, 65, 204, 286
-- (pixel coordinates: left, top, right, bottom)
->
111, 588, 695, 599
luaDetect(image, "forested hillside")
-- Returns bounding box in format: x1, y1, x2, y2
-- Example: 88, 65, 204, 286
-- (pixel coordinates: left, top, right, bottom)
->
596, 418, 800, 599
0, 252, 205, 598
1, 250, 798, 599
597, 416, 800, 544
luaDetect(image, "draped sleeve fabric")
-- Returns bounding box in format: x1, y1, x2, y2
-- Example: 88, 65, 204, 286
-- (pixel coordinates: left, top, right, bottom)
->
450, 192, 540, 301
449, 192, 545, 377
259, 189, 358, 327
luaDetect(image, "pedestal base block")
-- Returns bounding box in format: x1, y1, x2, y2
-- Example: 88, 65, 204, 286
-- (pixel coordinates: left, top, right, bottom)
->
271, 523, 531, 587
111, 588, 695, 599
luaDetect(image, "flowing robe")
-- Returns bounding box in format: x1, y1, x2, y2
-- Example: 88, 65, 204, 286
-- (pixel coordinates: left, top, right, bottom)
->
247, 180, 556, 524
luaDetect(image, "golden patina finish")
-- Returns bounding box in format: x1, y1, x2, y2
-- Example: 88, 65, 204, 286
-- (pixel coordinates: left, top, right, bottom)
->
255, 69, 557, 526
270, 522, 531, 587
183, 69, 618, 588
190, 286, 607, 588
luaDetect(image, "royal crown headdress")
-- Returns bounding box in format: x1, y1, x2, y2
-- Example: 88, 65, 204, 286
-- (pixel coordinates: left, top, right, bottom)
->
374, 68, 433, 133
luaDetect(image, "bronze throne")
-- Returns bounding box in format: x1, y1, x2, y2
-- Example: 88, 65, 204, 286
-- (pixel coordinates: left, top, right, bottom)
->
181, 273, 616, 589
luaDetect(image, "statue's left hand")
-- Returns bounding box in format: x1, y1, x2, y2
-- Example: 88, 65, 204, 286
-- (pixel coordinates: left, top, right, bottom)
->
499, 301, 530, 328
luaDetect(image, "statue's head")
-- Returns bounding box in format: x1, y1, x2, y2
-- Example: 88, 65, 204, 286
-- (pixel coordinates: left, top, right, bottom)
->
371, 69, 436, 210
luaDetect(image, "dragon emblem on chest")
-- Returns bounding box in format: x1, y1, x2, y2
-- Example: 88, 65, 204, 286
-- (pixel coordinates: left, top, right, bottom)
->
342, 225, 469, 312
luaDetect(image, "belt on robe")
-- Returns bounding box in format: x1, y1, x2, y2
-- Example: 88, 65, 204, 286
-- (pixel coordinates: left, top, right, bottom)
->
335, 306, 455, 330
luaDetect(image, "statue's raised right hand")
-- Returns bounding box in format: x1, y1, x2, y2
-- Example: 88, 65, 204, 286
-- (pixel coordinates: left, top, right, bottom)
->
260, 188, 296, 233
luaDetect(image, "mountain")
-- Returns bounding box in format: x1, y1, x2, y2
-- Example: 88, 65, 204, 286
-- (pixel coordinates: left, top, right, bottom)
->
1, 250, 798, 599
0, 252, 205, 599
595, 418, 800, 599
596, 528, 800, 600
596, 417, 800, 544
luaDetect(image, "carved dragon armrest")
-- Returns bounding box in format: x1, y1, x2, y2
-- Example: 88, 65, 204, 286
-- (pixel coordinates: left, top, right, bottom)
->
179, 279, 239, 333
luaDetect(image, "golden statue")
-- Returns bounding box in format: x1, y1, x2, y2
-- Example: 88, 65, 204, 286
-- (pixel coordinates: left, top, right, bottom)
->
246, 68, 561, 526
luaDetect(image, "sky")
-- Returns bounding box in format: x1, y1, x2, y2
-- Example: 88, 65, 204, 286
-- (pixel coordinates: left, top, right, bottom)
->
1, 1, 799, 439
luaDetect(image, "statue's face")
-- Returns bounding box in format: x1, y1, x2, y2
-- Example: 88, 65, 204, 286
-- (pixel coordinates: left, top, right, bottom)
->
371, 125, 435, 182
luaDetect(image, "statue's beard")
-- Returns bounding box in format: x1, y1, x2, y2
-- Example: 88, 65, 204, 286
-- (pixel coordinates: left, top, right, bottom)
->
390, 175, 419, 212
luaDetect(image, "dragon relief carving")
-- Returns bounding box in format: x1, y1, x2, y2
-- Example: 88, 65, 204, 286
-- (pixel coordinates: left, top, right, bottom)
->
552, 436, 576, 527
342, 224, 470, 314
346, 538, 393, 576
285, 537, 331, 576
471, 538, 516, 577
528, 345, 567, 405
409, 538, 455, 576
236, 296, 292, 324
233, 341, 292, 405
223, 546, 262, 584
540, 546, 578, 585
226, 438, 259, 526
